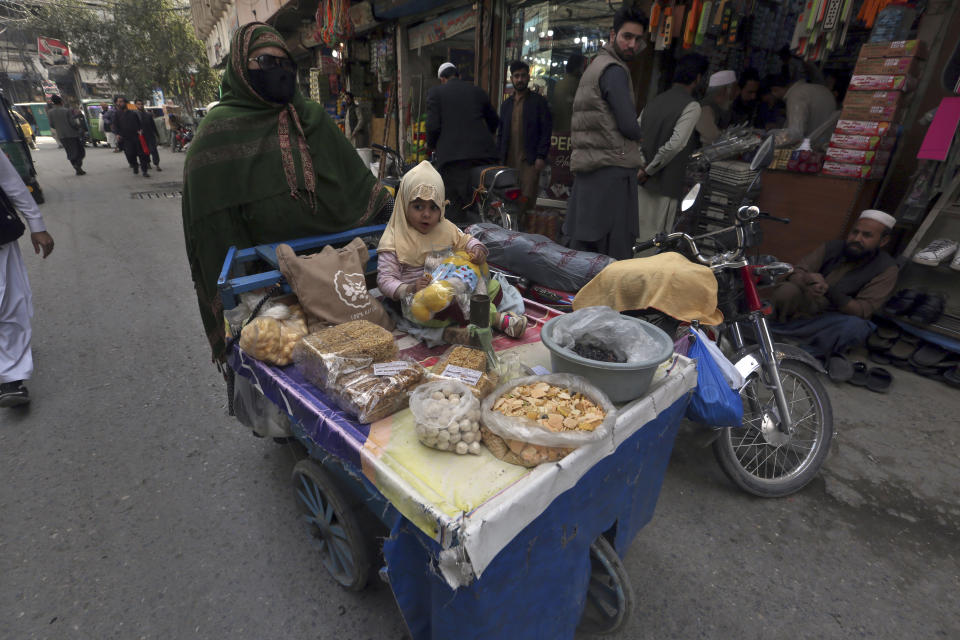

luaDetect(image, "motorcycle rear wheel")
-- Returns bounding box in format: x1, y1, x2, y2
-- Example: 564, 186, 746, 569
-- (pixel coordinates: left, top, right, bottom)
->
713, 360, 833, 498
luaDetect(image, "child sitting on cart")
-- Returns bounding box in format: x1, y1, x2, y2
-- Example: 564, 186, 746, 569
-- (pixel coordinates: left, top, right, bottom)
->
377, 161, 526, 343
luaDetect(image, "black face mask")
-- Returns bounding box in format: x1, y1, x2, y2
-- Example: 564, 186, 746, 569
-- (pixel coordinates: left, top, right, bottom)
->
249, 67, 296, 104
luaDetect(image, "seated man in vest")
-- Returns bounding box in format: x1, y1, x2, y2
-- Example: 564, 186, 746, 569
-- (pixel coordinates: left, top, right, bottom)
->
770, 210, 899, 359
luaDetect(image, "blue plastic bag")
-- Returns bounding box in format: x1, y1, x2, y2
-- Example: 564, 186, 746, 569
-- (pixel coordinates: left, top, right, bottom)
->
685, 331, 744, 427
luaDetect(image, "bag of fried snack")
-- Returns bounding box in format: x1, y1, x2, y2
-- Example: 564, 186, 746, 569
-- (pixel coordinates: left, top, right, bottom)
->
431, 345, 499, 399
330, 357, 427, 423
237, 301, 309, 366
292, 320, 398, 387
479, 374, 616, 467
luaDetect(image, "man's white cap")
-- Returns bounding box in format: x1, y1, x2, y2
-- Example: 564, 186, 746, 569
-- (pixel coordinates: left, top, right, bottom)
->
708, 70, 737, 87
859, 209, 896, 229
437, 62, 456, 79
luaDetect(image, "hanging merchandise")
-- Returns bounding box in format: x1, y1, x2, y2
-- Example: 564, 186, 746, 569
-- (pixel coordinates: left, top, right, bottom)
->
683, 0, 701, 49
316, 0, 353, 47
370, 35, 395, 92
695, 1, 713, 47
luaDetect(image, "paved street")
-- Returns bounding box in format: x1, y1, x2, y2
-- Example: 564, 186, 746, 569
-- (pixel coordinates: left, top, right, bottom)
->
1, 139, 957, 639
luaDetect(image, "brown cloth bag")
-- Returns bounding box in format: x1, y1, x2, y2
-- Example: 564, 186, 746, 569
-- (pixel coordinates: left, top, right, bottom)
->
276, 237, 394, 330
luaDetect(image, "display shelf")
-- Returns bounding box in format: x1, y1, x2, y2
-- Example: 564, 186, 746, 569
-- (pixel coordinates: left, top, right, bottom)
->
882, 313, 960, 354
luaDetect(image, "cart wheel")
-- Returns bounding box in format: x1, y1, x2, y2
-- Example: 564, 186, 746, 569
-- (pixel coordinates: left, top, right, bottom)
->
577, 536, 635, 636
291, 459, 370, 591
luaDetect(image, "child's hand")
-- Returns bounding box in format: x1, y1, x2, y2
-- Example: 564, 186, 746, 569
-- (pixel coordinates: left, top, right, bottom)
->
468, 245, 487, 264
414, 273, 433, 292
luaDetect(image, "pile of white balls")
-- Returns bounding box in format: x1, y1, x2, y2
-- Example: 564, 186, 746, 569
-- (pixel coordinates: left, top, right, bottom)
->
414, 385, 483, 455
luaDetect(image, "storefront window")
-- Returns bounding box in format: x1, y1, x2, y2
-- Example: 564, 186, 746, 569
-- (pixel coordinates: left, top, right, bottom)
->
504, 0, 616, 200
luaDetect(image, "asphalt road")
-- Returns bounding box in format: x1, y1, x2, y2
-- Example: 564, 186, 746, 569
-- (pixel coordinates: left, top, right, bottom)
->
1, 139, 957, 639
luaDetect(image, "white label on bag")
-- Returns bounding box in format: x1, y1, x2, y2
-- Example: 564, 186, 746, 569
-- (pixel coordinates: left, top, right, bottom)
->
441, 365, 483, 386
373, 361, 409, 376
531, 366, 551, 375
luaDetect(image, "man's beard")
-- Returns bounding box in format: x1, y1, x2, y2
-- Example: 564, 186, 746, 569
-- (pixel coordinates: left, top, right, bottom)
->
612, 41, 635, 61
843, 242, 875, 259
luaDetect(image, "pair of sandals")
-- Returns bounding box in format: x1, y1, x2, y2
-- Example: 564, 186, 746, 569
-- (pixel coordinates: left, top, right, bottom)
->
868, 322, 960, 380
883, 289, 946, 325
827, 354, 892, 393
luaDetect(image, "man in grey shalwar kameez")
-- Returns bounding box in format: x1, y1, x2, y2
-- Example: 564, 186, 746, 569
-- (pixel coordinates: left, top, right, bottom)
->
564, 6, 647, 260
635, 54, 708, 246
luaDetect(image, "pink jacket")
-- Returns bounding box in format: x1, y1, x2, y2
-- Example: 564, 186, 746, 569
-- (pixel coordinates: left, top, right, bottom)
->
377, 236, 487, 300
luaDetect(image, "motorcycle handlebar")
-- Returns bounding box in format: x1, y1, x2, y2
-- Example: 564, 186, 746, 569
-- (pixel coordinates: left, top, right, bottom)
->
759, 212, 791, 224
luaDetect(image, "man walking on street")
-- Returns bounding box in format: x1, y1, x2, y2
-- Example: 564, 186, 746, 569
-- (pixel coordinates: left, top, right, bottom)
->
0, 150, 55, 408
113, 96, 151, 177
426, 62, 499, 222
47, 95, 86, 175
135, 99, 162, 172
564, 6, 648, 260
101, 102, 119, 151
498, 60, 552, 214
635, 54, 708, 245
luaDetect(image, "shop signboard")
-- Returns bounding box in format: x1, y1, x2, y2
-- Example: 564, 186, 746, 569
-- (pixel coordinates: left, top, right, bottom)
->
37, 37, 71, 66
373, 0, 449, 20
41, 80, 59, 99
408, 5, 477, 50
545, 133, 573, 200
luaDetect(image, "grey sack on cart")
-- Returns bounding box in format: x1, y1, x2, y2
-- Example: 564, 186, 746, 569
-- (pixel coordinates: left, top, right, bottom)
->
465, 223, 614, 292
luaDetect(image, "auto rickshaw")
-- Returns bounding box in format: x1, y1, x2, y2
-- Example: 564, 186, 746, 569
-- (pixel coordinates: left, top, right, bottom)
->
11, 110, 37, 150
81, 98, 108, 146
2, 94, 44, 203
14, 102, 53, 137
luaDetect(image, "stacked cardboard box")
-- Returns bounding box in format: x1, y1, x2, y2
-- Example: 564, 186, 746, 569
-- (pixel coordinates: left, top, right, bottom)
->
824, 40, 926, 179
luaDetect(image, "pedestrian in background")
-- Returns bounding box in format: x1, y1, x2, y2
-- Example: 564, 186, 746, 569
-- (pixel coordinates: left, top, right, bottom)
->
46, 95, 86, 176
343, 92, 370, 148
113, 96, 151, 177
730, 68, 761, 126
497, 60, 552, 214
45, 100, 63, 149
549, 53, 584, 134
695, 69, 738, 146
135, 99, 162, 172
0, 150, 55, 408
636, 53, 707, 245
425, 61, 499, 222
101, 102, 119, 151
564, 5, 648, 260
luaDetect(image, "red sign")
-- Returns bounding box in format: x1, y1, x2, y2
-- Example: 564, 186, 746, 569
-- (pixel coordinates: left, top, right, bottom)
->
38, 36, 71, 66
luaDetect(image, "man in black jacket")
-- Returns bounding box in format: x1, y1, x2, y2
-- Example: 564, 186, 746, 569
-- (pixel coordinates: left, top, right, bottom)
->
426, 62, 499, 222
112, 96, 151, 177
135, 99, 162, 172
498, 60, 552, 213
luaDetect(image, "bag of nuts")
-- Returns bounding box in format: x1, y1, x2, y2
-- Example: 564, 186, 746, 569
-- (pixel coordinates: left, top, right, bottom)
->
409, 380, 483, 455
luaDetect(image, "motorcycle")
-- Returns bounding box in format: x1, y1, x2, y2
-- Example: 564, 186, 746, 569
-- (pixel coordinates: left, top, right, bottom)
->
172, 124, 194, 153
466, 164, 525, 231
634, 138, 834, 498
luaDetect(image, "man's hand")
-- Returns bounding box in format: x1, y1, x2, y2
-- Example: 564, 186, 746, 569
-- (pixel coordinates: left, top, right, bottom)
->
534, 158, 546, 172
467, 245, 487, 264
414, 273, 433, 292
637, 167, 649, 185
31, 231, 54, 258
805, 273, 828, 296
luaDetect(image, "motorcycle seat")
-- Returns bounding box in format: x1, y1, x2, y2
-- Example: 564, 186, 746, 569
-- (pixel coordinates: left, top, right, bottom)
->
470, 165, 518, 191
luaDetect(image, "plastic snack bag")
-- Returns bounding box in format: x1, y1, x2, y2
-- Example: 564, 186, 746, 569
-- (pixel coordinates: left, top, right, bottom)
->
237, 301, 309, 366
292, 320, 397, 387
480, 374, 617, 467
431, 345, 499, 399
407, 250, 489, 324
330, 357, 427, 423
409, 380, 483, 455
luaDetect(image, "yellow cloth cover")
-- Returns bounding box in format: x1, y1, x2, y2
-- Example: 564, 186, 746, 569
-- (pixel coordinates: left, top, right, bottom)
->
573, 252, 724, 325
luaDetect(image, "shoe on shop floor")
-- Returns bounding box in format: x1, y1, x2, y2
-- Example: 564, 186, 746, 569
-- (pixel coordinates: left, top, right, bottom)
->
907, 293, 946, 325
912, 238, 958, 266
883, 289, 923, 315
0, 381, 30, 408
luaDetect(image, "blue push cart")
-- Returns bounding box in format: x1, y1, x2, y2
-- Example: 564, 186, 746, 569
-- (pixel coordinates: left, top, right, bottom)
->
219, 231, 696, 639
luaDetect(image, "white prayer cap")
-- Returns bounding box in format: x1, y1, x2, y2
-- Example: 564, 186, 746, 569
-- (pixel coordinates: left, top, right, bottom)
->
437, 62, 457, 78
708, 70, 737, 87
859, 209, 896, 229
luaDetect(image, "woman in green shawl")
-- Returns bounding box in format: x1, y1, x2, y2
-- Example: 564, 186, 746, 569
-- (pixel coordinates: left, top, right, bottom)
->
182, 22, 389, 364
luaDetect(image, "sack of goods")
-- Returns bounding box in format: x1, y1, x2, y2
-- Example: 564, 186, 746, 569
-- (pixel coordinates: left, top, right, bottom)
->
410, 380, 483, 455
237, 301, 309, 366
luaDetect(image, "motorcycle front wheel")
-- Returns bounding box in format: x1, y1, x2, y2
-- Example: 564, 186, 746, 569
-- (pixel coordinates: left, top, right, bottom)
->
712, 360, 833, 498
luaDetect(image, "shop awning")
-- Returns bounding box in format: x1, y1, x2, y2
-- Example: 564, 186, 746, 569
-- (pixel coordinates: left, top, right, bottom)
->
373, 0, 451, 20
408, 4, 476, 50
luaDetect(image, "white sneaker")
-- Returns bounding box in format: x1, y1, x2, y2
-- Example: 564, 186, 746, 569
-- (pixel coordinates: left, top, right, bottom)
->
951, 249, 960, 271
912, 238, 958, 266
